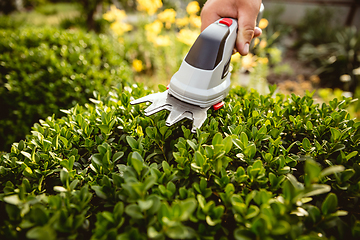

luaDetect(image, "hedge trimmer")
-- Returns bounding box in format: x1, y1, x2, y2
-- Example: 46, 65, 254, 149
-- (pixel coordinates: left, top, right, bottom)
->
131, 17, 238, 132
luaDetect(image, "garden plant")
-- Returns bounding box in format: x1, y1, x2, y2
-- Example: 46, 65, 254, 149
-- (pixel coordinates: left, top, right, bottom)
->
0, 26, 132, 151
1, 82, 360, 239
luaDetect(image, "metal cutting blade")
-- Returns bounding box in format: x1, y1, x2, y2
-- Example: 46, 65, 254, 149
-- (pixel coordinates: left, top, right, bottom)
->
130, 90, 210, 132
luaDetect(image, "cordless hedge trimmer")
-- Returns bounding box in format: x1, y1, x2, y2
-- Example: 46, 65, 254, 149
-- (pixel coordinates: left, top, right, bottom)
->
131, 17, 239, 132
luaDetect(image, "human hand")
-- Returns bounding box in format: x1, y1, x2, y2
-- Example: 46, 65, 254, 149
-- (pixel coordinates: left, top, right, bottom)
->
200, 0, 262, 56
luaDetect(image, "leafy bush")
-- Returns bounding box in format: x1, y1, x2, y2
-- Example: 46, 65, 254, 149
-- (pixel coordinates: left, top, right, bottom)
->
0, 16, 24, 29
0, 27, 132, 151
299, 27, 360, 90
1, 83, 360, 239
295, 7, 339, 47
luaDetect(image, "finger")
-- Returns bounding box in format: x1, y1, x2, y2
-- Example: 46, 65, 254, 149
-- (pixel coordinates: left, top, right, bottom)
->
236, 4, 262, 55
254, 27, 262, 38
200, 11, 221, 31
236, 22, 255, 56
200, 0, 237, 31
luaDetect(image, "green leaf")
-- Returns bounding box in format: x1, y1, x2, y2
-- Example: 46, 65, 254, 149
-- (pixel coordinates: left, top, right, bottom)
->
26, 226, 56, 240
304, 184, 331, 197
187, 140, 197, 151
98, 124, 110, 134
271, 220, 290, 235
165, 224, 195, 239
345, 151, 358, 161
206, 215, 221, 226
304, 160, 321, 186
113, 202, 124, 219
319, 165, 345, 178
244, 143, 256, 159
302, 138, 311, 151
138, 199, 153, 211
92, 153, 102, 166
245, 205, 259, 219
3, 195, 22, 205
53, 186, 67, 193
234, 228, 253, 240
179, 198, 197, 221
321, 193, 338, 215
194, 151, 205, 167
240, 132, 248, 146
91, 185, 107, 199
212, 133, 223, 145
125, 204, 144, 219
158, 84, 167, 92
306, 121, 313, 130
126, 136, 138, 149
131, 152, 144, 175
331, 143, 345, 153
18, 140, 25, 151
112, 151, 124, 162
223, 136, 233, 153
330, 128, 341, 142
21, 151, 32, 161
102, 211, 114, 223
148, 226, 163, 239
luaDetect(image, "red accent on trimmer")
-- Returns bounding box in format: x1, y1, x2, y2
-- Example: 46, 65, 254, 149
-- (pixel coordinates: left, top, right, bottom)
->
213, 101, 225, 110
219, 18, 233, 27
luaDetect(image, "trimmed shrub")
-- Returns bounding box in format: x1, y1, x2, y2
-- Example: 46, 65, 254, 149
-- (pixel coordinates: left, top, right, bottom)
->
1, 84, 360, 239
0, 27, 132, 151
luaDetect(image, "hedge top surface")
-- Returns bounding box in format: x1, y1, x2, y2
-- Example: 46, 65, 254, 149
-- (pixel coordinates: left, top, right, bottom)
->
1, 84, 360, 240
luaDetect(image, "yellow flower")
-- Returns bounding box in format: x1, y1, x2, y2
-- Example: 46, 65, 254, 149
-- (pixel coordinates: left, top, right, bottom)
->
103, 5, 127, 22
145, 20, 163, 35
258, 18, 268, 29
176, 17, 189, 27
177, 29, 199, 46
145, 20, 163, 42
186, 1, 200, 15
231, 52, 241, 62
158, 9, 176, 29
137, 0, 163, 15
253, 38, 260, 48
154, 35, 171, 46
189, 15, 201, 28
110, 21, 133, 36
132, 59, 143, 72
259, 39, 267, 48
257, 57, 269, 65
241, 53, 257, 70
103, 5, 132, 36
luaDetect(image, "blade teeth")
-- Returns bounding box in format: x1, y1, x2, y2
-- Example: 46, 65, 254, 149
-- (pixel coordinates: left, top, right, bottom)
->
144, 102, 166, 114
166, 110, 194, 126
131, 89, 211, 132
130, 95, 155, 105
145, 104, 172, 116
130, 91, 168, 105
166, 110, 186, 126
191, 110, 208, 133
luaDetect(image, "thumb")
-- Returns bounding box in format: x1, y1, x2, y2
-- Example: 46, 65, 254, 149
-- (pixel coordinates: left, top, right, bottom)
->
236, 8, 260, 55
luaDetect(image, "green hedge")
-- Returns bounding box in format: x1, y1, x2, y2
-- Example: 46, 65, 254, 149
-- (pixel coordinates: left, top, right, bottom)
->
1, 84, 360, 239
0, 27, 132, 151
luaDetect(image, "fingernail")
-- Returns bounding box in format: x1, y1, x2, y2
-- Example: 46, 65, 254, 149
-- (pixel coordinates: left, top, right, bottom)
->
242, 43, 249, 55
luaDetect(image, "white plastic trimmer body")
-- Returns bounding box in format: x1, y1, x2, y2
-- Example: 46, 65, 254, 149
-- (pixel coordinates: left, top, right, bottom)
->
169, 18, 238, 107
